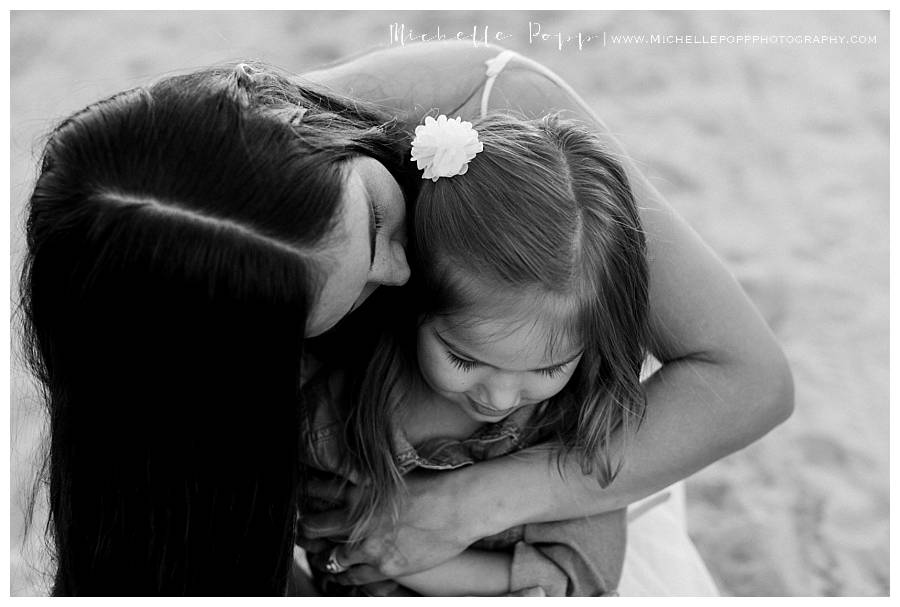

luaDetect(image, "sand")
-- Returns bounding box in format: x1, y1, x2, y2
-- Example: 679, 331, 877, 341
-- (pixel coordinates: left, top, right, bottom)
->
9, 10, 889, 596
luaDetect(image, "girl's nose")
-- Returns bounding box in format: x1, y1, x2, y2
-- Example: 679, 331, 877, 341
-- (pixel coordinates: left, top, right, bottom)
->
482, 374, 522, 411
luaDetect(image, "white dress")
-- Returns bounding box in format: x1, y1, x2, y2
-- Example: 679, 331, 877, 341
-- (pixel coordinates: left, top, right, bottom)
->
620, 482, 720, 596
479, 51, 721, 598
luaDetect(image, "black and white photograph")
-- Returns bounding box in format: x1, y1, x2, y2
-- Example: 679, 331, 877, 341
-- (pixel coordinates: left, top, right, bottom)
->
9, 10, 889, 597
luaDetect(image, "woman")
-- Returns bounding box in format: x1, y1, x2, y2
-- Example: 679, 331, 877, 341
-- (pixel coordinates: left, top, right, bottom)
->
19, 64, 416, 595
20, 43, 792, 595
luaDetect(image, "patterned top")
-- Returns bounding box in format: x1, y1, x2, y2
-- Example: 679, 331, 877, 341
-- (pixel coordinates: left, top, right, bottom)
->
299, 369, 625, 596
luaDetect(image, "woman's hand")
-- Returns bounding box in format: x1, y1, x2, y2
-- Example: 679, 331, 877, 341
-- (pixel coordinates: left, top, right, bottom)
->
297, 470, 483, 582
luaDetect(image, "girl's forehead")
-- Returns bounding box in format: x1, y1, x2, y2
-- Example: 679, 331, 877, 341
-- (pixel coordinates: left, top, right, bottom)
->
429, 312, 582, 370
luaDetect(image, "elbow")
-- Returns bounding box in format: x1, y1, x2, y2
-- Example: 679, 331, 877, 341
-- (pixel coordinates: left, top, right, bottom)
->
774, 361, 795, 426
740, 342, 795, 439
699, 335, 795, 455
702, 346, 794, 459
762, 344, 795, 427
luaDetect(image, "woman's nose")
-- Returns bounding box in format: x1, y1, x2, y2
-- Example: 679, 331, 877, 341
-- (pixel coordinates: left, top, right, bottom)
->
370, 240, 410, 287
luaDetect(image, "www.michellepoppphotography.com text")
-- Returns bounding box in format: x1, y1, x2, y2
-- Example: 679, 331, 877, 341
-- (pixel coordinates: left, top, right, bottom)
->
387, 22, 878, 51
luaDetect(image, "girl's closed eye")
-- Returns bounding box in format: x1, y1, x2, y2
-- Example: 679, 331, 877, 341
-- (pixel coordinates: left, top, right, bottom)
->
445, 350, 478, 372
538, 363, 569, 379
444, 348, 573, 378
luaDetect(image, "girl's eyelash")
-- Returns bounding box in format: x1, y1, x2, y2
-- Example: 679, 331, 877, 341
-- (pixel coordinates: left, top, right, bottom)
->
445, 350, 477, 372
446, 349, 568, 378
538, 364, 567, 379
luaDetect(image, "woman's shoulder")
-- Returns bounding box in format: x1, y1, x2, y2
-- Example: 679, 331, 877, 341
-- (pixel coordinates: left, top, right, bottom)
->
303, 40, 503, 85
299, 42, 526, 126
479, 50, 601, 124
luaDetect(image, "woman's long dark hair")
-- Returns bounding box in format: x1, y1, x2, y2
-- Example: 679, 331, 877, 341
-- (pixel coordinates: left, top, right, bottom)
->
18, 62, 412, 595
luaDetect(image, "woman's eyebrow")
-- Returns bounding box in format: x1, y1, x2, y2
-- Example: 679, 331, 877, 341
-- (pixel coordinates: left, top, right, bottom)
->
434, 330, 583, 371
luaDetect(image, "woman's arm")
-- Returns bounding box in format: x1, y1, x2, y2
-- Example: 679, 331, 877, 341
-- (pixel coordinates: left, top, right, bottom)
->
299, 43, 793, 579
445, 52, 795, 525
301, 41, 505, 132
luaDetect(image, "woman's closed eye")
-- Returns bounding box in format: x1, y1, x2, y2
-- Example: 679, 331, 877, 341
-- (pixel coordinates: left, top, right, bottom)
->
373, 203, 385, 232
369, 203, 385, 263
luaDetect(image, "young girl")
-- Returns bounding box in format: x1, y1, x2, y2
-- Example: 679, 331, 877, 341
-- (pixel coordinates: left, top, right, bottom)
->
300, 112, 650, 596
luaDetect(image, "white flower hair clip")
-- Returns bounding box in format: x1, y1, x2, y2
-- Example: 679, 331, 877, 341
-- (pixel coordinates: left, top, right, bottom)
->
410, 115, 484, 182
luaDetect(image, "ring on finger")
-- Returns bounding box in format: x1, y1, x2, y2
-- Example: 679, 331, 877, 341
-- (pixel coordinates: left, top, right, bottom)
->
324, 547, 349, 574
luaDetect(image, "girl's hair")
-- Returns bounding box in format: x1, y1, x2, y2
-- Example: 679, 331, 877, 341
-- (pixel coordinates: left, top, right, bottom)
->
18, 62, 414, 595
344, 114, 650, 540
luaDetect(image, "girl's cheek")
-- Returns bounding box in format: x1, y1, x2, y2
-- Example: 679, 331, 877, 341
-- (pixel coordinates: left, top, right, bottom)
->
533, 375, 574, 401
419, 348, 463, 391
435, 363, 472, 392
432, 359, 477, 393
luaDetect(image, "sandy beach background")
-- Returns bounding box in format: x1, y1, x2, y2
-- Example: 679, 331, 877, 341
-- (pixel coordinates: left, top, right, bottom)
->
9, 10, 889, 596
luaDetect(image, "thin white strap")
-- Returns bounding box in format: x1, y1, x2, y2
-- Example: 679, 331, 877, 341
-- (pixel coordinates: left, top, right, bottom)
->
626, 490, 672, 523
480, 50, 518, 118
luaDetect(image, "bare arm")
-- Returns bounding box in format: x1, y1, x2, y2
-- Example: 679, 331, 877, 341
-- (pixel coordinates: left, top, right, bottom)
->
299, 42, 793, 578
317, 495, 625, 596
392, 550, 511, 597
301, 41, 503, 131
441, 52, 794, 529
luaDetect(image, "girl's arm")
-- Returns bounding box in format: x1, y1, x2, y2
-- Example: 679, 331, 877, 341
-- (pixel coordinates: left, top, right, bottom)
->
392, 550, 511, 597
319, 505, 625, 597
299, 42, 793, 579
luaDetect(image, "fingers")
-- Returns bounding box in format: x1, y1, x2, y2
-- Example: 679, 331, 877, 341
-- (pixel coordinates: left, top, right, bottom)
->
304, 543, 359, 574
304, 546, 334, 573
314, 541, 369, 571
328, 564, 390, 586
306, 546, 389, 585
328, 538, 378, 569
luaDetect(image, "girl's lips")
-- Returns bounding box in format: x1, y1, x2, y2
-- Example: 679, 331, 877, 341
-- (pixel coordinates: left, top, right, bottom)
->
466, 396, 511, 418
